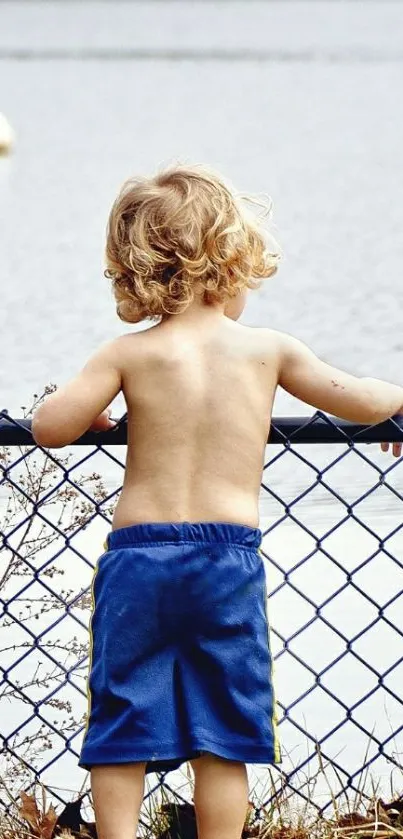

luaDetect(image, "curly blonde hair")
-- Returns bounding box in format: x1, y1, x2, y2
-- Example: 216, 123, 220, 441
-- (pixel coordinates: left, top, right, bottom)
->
105, 163, 281, 323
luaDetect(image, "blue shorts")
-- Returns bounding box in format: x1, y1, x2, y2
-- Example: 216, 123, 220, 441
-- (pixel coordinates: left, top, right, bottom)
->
79, 521, 281, 774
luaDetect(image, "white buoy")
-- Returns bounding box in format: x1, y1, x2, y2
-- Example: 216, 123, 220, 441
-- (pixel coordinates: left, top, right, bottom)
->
0, 113, 15, 154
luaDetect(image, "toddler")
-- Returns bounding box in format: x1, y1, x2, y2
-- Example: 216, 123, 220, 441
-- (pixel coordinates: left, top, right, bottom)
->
32, 164, 402, 839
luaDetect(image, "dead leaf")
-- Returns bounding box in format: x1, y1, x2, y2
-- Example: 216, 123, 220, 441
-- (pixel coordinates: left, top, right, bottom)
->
19, 792, 41, 833
41, 803, 58, 839
78, 825, 96, 839
380, 799, 403, 815
19, 791, 58, 838
338, 813, 373, 828
368, 802, 392, 825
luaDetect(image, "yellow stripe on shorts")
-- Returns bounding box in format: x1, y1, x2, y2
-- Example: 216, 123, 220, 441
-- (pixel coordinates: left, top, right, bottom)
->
82, 559, 100, 741
83, 537, 109, 738
258, 546, 282, 763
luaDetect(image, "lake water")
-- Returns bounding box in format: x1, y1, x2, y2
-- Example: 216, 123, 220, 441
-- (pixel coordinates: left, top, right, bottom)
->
1, 0, 403, 817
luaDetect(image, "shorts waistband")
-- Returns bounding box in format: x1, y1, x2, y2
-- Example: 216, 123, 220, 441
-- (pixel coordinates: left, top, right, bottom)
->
106, 521, 262, 551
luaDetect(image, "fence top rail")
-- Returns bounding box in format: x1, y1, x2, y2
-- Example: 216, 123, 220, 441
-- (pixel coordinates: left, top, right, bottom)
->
1, 409, 403, 446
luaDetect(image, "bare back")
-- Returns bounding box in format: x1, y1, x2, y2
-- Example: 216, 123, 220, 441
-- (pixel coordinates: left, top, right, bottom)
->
113, 320, 280, 530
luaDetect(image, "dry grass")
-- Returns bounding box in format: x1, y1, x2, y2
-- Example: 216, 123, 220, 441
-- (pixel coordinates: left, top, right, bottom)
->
1, 748, 402, 839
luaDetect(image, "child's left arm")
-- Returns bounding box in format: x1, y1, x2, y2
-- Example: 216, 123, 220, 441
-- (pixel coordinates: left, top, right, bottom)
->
32, 339, 122, 448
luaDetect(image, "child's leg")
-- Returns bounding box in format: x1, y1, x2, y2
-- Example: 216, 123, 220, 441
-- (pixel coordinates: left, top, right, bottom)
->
90, 763, 146, 839
190, 753, 249, 839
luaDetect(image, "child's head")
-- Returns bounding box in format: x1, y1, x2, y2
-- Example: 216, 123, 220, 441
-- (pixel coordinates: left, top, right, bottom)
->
105, 163, 281, 324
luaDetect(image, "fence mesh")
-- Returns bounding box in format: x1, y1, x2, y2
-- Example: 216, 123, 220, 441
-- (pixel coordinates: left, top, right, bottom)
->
1, 409, 402, 826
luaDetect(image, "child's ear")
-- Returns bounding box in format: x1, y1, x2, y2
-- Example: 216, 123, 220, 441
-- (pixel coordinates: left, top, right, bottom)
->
224, 289, 248, 321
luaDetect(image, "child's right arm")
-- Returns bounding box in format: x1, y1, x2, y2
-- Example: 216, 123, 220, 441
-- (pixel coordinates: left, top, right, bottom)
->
277, 331, 403, 426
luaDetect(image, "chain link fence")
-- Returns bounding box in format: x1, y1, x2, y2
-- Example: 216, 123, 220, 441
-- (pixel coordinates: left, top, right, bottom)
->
1, 408, 402, 825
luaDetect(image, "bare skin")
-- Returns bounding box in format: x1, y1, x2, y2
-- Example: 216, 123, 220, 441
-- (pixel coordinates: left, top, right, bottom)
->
91, 754, 249, 839
112, 315, 278, 530
32, 287, 403, 839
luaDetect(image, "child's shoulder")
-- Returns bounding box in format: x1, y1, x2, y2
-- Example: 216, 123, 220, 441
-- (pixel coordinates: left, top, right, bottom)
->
101, 330, 149, 356
248, 326, 296, 358
87, 333, 146, 378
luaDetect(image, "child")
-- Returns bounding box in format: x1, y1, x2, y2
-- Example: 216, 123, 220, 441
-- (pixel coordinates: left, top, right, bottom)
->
32, 164, 403, 839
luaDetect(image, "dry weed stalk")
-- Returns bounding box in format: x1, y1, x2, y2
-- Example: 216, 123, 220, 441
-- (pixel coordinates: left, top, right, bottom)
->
1, 388, 116, 798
